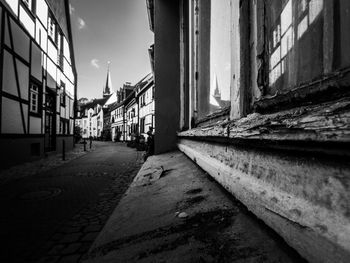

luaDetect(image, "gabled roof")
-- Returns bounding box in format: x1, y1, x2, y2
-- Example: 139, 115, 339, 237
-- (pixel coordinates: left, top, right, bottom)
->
79, 95, 111, 112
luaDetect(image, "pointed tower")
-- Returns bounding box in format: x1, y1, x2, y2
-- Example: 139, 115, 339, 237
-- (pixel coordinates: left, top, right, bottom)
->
213, 74, 221, 101
103, 62, 113, 97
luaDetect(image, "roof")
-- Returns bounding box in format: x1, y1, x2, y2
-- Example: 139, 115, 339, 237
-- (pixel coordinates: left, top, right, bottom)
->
79, 95, 112, 113
109, 73, 153, 111
46, 0, 69, 38
136, 75, 154, 97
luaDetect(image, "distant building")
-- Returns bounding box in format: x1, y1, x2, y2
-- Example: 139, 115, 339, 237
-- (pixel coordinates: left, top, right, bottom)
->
76, 64, 117, 139
125, 93, 138, 142
136, 74, 154, 139
109, 74, 154, 143
0, 0, 77, 168
110, 82, 134, 141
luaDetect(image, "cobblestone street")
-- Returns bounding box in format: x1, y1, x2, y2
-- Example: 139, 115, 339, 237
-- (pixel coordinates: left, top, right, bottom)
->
0, 142, 143, 263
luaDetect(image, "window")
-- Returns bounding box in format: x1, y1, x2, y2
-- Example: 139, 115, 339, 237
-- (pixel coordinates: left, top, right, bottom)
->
60, 82, 66, 107
30, 82, 40, 114
57, 32, 64, 69
60, 118, 69, 135
265, 0, 325, 95
140, 118, 145, 133
189, 0, 231, 120
141, 94, 146, 107
48, 13, 57, 43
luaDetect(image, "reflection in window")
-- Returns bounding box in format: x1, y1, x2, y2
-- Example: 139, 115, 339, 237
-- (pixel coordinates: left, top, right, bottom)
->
297, 0, 323, 39
269, 0, 294, 86
209, 0, 231, 113
268, 0, 324, 86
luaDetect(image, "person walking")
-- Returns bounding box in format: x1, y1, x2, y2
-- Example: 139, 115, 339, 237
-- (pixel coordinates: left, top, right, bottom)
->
144, 127, 154, 160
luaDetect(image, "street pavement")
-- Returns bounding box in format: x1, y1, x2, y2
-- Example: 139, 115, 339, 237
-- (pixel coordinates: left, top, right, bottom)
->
0, 141, 144, 263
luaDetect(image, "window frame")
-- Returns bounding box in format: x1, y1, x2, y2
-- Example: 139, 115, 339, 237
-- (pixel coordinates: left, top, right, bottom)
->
48, 12, 57, 45
60, 82, 66, 107
59, 118, 69, 135
29, 79, 42, 117
252, 0, 350, 113
186, 0, 236, 128
182, 0, 350, 131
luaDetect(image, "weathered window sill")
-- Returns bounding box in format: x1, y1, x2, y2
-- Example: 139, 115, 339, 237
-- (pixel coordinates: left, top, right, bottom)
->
178, 98, 350, 157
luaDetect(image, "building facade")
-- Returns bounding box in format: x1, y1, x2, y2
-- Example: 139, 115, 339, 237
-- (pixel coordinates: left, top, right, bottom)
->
110, 82, 134, 142
77, 94, 116, 139
148, 1, 350, 262
76, 64, 117, 140
125, 96, 138, 142
110, 102, 124, 142
0, 0, 77, 168
109, 74, 155, 142
136, 74, 154, 139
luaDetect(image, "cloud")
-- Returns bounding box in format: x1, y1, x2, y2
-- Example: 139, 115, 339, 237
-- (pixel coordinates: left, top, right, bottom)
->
69, 4, 75, 15
77, 17, 86, 30
91, 59, 100, 69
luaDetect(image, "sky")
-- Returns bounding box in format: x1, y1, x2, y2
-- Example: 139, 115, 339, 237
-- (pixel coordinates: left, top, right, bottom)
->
69, 0, 154, 100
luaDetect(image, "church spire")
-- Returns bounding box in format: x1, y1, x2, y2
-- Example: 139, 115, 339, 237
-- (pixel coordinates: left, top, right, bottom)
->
213, 74, 221, 100
103, 61, 113, 97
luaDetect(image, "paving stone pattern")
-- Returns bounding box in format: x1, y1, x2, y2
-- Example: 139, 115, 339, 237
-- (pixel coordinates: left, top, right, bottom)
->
37, 166, 143, 263
0, 142, 143, 263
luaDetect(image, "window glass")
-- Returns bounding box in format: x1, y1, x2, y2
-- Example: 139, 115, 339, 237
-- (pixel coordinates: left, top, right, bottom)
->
190, 0, 232, 120
266, 0, 324, 95
60, 82, 66, 106
209, 0, 231, 113
48, 14, 56, 42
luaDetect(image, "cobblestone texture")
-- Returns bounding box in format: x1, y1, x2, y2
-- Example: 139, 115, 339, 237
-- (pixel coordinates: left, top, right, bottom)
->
0, 142, 144, 263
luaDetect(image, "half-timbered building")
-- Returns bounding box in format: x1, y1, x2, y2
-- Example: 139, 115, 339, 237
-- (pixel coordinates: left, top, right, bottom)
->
110, 82, 134, 142
0, 0, 77, 168
136, 73, 154, 139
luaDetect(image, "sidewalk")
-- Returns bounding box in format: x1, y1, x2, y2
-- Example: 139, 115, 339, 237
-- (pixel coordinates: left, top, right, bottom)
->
83, 151, 304, 263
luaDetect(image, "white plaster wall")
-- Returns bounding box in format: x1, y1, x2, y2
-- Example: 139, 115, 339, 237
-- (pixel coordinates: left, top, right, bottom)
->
19, 5, 35, 37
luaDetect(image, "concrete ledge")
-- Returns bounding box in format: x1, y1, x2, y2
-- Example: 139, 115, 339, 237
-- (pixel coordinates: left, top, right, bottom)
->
178, 139, 350, 263
83, 151, 303, 262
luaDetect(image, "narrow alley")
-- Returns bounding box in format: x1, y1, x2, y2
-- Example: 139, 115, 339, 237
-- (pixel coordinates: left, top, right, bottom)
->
0, 142, 143, 262
0, 0, 349, 262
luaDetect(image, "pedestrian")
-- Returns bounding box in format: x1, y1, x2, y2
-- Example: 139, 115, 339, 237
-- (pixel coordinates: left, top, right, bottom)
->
144, 126, 154, 161
89, 135, 93, 149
